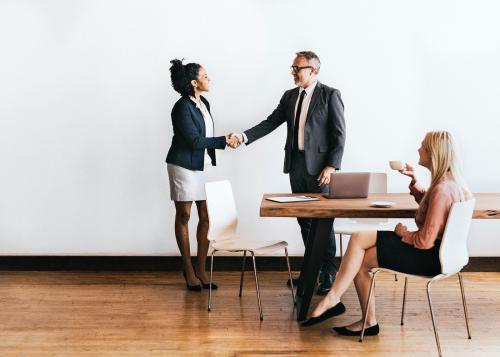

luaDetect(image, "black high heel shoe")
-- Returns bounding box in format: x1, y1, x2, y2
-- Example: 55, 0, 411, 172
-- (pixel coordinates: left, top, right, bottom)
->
195, 274, 218, 290
300, 302, 346, 327
182, 271, 202, 292
332, 323, 379, 336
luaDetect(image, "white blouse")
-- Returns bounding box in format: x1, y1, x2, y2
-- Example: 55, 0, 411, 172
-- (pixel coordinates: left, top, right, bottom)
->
190, 96, 214, 164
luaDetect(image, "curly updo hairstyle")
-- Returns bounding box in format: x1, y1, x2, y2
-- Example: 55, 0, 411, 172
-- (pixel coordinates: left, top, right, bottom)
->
169, 59, 202, 97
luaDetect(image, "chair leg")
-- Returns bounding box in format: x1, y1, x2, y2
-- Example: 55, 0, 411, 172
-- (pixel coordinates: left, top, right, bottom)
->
250, 252, 264, 320
426, 280, 442, 357
401, 277, 408, 325
208, 249, 217, 312
360, 270, 379, 342
239, 250, 247, 297
458, 272, 472, 339
339, 233, 343, 258
284, 247, 296, 305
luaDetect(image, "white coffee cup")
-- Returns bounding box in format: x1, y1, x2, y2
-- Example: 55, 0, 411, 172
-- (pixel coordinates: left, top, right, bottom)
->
389, 161, 404, 170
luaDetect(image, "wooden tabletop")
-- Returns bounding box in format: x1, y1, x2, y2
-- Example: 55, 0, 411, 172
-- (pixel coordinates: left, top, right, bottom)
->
260, 193, 500, 219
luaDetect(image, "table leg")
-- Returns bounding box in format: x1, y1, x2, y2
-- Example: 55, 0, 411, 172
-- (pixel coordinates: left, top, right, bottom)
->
296, 218, 334, 321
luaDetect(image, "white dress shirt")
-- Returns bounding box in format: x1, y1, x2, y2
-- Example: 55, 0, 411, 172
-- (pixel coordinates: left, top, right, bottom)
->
294, 81, 317, 150
241, 81, 317, 149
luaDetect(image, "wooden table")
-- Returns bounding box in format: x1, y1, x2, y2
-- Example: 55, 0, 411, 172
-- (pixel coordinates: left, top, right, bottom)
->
260, 193, 500, 321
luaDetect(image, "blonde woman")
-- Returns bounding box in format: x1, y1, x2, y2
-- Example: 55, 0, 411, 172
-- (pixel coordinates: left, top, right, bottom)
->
301, 131, 472, 336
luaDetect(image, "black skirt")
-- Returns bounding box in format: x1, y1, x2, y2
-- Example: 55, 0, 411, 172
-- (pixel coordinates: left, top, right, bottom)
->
376, 231, 441, 276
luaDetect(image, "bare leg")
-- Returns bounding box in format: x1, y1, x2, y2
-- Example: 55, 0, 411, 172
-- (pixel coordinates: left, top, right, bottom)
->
194, 200, 210, 283
174, 201, 198, 286
346, 246, 379, 330
310, 231, 378, 318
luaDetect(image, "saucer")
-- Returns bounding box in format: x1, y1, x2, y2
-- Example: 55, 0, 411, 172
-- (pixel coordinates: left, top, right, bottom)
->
370, 201, 395, 208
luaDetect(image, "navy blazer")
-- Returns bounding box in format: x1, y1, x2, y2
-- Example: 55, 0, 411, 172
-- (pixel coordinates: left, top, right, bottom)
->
166, 96, 226, 171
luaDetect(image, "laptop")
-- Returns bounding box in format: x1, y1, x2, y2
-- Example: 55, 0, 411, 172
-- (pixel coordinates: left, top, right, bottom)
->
324, 172, 371, 199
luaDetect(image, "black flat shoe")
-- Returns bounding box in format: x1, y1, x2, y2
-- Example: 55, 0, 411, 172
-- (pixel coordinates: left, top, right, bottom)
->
332, 323, 379, 336
196, 275, 218, 290
182, 271, 202, 292
300, 302, 346, 327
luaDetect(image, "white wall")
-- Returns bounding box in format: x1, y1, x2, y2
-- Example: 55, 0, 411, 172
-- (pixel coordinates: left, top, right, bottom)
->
1, 0, 499, 256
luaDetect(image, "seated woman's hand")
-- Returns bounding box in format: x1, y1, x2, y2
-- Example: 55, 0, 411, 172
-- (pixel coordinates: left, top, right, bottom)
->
394, 223, 408, 237
399, 163, 416, 181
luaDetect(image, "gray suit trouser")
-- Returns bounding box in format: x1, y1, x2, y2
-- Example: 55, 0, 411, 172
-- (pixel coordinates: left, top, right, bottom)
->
288, 150, 337, 276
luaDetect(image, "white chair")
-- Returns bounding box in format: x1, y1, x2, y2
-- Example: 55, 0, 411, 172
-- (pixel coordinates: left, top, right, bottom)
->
205, 180, 295, 320
334, 173, 399, 280
360, 199, 476, 357
335, 173, 394, 257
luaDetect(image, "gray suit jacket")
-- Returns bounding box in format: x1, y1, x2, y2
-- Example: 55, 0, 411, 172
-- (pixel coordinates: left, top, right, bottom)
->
244, 81, 346, 175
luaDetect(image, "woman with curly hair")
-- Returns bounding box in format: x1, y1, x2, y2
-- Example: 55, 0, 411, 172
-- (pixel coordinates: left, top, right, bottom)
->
166, 59, 236, 291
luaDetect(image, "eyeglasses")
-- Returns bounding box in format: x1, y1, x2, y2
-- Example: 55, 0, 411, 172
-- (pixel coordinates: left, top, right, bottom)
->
290, 65, 313, 73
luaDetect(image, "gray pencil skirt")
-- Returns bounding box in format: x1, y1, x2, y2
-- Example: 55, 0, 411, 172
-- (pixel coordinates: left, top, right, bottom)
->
167, 163, 207, 202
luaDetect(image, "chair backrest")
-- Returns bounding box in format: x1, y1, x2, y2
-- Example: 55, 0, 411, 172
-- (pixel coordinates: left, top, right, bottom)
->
439, 199, 476, 275
354, 173, 388, 224
369, 173, 387, 194
205, 180, 238, 241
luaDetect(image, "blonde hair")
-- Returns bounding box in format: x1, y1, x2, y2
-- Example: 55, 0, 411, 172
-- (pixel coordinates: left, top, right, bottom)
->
421, 131, 468, 202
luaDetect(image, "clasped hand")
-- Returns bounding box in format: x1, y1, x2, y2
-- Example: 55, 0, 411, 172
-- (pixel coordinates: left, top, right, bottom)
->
225, 133, 243, 149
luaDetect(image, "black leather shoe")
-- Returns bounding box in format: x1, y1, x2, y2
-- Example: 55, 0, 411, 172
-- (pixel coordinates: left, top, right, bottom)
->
332, 323, 379, 336
182, 271, 202, 292
300, 302, 346, 327
286, 276, 300, 288
316, 272, 335, 296
196, 275, 218, 290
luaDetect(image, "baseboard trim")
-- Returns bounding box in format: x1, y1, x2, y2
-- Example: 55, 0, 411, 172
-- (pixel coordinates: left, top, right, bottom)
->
0, 256, 498, 272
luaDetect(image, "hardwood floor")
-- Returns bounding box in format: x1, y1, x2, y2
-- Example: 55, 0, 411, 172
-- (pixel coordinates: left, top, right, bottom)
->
0, 271, 499, 356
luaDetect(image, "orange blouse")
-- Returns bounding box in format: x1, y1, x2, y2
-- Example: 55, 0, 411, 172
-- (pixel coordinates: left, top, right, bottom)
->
401, 176, 470, 249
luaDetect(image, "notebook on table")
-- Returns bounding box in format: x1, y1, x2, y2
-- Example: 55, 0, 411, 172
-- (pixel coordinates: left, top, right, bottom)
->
266, 196, 320, 203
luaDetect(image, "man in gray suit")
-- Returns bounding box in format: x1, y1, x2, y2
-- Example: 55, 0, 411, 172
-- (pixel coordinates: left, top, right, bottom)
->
230, 51, 346, 295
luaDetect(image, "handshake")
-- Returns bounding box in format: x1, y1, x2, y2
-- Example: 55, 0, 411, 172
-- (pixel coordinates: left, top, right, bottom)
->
225, 133, 244, 149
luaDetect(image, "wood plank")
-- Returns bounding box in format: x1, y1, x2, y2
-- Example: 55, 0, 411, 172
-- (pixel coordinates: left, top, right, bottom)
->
260, 193, 500, 219
0, 271, 499, 356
